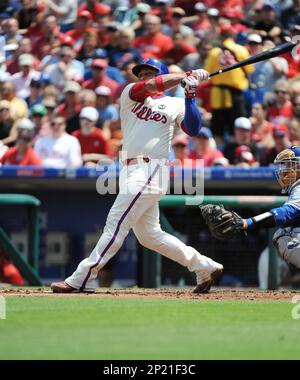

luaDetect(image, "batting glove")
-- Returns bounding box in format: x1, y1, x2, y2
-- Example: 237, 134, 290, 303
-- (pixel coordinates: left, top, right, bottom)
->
190, 69, 210, 82
182, 75, 199, 98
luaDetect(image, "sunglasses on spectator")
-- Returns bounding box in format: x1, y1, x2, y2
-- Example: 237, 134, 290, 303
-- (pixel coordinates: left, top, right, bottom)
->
275, 90, 287, 94
60, 54, 72, 58
51, 121, 64, 126
173, 143, 186, 148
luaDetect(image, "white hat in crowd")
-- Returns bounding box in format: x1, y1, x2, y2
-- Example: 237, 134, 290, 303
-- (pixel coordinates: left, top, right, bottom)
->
80, 107, 99, 123
234, 117, 252, 131
19, 54, 34, 66
95, 86, 112, 97
247, 34, 263, 44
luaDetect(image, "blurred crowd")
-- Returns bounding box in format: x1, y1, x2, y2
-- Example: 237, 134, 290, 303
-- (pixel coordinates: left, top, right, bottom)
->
0, 0, 300, 168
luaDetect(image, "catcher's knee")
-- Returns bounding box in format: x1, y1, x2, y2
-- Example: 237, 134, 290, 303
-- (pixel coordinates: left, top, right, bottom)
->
273, 229, 300, 269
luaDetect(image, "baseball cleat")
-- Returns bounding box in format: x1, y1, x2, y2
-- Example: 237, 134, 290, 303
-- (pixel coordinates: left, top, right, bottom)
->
51, 281, 95, 293
193, 267, 224, 294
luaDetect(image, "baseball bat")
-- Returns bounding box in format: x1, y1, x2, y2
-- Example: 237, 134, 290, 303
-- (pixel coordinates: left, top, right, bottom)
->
181, 41, 296, 87
209, 41, 296, 77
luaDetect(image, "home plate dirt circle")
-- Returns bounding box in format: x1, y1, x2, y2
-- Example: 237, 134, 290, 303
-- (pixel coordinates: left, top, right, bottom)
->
0, 287, 298, 301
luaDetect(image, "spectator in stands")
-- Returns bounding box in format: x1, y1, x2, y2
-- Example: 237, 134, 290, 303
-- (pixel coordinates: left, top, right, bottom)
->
45, 0, 78, 33
114, 59, 138, 100
42, 84, 59, 105
82, 58, 119, 96
56, 81, 82, 134
171, 133, 190, 165
152, 0, 173, 25
284, 25, 300, 79
16, 0, 40, 31
79, 89, 96, 108
0, 118, 42, 166
31, 15, 63, 59
95, 85, 119, 140
114, 0, 144, 27
1, 18, 23, 44
245, 34, 288, 108
261, 124, 292, 166
43, 45, 84, 89
184, 2, 211, 36
252, 2, 283, 40
30, 104, 51, 139
107, 27, 142, 69
42, 97, 57, 119
250, 103, 274, 148
78, 0, 110, 23
204, 25, 254, 143
287, 118, 300, 145
164, 8, 195, 46
66, 10, 94, 53
188, 127, 224, 166
164, 65, 185, 98
25, 77, 44, 108
95, 86, 118, 123
133, 14, 174, 59
204, 8, 221, 42
35, 115, 82, 168
0, 100, 17, 146
6, 38, 40, 75
281, 0, 300, 29
223, 8, 247, 35
77, 30, 98, 65
267, 79, 293, 124
179, 38, 213, 72
223, 117, 261, 165
164, 32, 197, 65
291, 94, 300, 122
72, 106, 112, 167
11, 54, 41, 99
233, 145, 259, 168
0, 80, 28, 120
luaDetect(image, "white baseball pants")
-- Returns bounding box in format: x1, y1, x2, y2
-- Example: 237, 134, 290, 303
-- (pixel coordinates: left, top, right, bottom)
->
65, 161, 222, 290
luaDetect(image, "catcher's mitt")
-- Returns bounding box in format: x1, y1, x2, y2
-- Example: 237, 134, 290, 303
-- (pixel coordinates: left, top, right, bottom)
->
200, 204, 245, 241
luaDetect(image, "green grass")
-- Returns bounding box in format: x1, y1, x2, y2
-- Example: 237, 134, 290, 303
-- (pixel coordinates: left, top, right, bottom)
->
0, 296, 299, 359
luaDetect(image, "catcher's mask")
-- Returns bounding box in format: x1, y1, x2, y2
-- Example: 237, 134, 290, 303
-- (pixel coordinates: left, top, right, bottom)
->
274, 147, 300, 193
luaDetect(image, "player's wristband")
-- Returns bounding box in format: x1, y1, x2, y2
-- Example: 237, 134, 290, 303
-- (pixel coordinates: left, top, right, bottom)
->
245, 218, 254, 229
155, 75, 165, 92
246, 212, 276, 229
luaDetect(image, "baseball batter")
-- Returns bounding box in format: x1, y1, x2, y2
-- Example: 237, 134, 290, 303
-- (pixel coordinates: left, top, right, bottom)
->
51, 58, 224, 294
202, 147, 300, 269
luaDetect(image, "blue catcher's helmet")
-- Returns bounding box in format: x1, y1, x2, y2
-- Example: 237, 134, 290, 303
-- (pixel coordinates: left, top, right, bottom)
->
274, 146, 300, 193
132, 58, 169, 77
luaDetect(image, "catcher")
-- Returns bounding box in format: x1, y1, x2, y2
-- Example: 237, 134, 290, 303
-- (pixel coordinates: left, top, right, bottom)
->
201, 147, 300, 269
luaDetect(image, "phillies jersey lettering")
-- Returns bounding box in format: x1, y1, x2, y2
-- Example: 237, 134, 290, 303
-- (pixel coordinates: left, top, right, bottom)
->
131, 103, 167, 124
120, 83, 185, 159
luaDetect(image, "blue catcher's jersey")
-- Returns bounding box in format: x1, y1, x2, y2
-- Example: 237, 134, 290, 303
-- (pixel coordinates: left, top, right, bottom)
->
272, 180, 300, 227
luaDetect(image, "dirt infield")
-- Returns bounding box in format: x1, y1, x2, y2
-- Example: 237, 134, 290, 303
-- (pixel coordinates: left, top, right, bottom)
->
0, 287, 298, 301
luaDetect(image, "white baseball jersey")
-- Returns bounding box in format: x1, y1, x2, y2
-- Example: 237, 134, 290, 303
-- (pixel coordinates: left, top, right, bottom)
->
120, 83, 185, 160
35, 133, 82, 168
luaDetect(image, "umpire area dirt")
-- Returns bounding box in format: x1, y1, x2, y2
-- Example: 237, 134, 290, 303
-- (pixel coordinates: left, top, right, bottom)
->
0, 287, 298, 301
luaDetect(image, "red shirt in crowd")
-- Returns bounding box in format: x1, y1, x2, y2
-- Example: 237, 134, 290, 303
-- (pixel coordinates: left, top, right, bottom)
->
166, 43, 197, 64
133, 33, 174, 60
82, 77, 119, 97
72, 128, 111, 155
268, 101, 293, 123
188, 148, 224, 167
0, 147, 42, 166
78, 3, 110, 22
